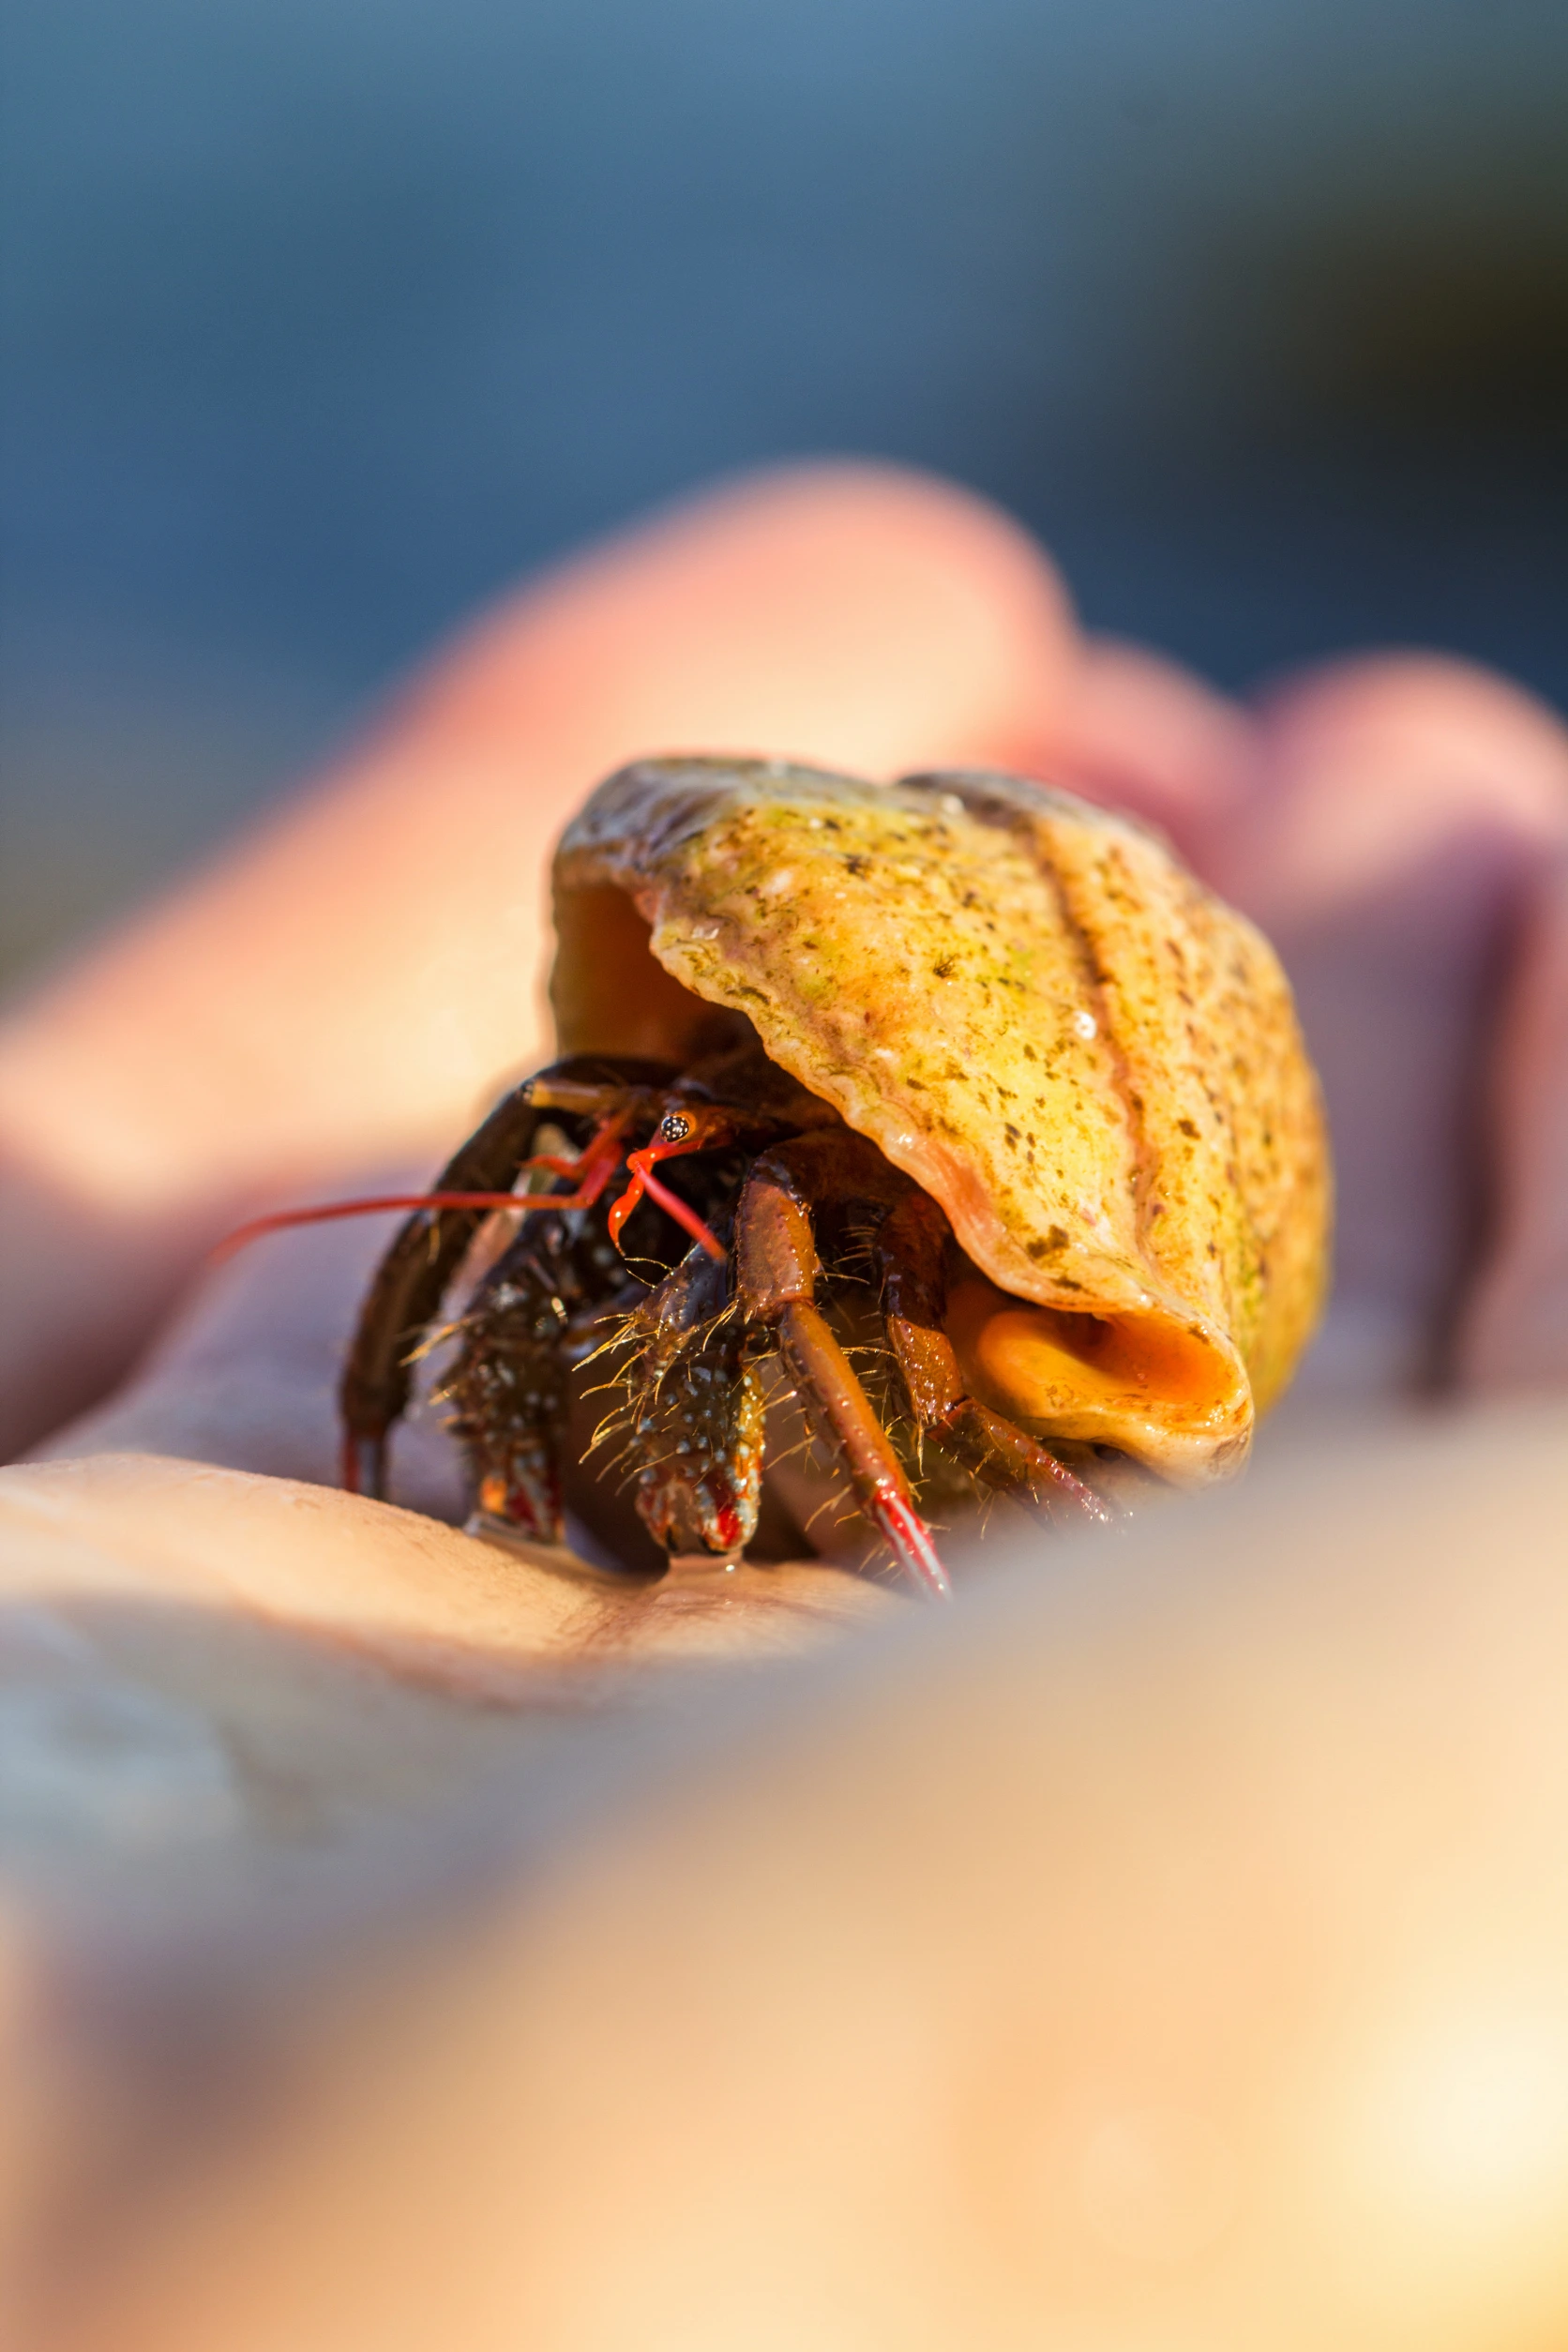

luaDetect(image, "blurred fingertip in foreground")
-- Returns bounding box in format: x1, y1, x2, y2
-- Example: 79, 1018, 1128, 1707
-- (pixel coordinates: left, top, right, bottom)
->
392, 457, 1082, 780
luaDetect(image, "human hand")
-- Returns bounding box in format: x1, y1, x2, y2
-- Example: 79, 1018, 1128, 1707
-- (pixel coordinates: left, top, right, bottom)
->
4, 465, 1568, 2344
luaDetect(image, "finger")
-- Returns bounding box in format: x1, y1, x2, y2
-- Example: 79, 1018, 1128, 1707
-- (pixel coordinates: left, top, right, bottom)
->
1215, 655, 1568, 926
0, 463, 1078, 1456
1200, 656, 1568, 1402
1458, 850, 1568, 1390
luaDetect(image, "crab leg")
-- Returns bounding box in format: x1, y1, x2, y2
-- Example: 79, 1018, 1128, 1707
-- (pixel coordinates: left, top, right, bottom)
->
736, 1153, 952, 1601
441, 1213, 582, 1543
610, 1244, 765, 1558
338, 1057, 665, 1499
875, 1193, 1112, 1526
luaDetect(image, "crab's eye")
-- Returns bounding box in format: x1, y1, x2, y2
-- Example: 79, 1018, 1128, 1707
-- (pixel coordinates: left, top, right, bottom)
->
659, 1111, 693, 1145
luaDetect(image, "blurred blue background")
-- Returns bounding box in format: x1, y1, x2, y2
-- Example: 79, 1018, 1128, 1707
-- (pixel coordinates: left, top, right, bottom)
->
4, 0, 1565, 988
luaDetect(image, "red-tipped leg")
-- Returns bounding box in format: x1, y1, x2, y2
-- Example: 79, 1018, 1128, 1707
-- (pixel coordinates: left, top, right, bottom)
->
737, 1157, 954, 1601
875, 1490, 955, 1604
340, 1429, 388, 1500
774, 1298, 953, 1600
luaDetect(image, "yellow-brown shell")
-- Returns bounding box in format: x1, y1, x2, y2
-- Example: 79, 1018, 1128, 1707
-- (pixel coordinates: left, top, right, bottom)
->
551, 758, 1331, 1485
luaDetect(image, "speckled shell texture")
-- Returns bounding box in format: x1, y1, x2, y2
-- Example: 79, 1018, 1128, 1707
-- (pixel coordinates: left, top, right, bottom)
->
552, 758, 1330, 1482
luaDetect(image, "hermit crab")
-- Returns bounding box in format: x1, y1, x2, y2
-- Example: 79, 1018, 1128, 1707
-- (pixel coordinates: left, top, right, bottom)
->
253, 759, 1329, 1598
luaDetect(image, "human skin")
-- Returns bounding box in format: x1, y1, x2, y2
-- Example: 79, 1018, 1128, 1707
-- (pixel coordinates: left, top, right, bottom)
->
10, 1408, 1568, 2352
1, 465, 1566, 2343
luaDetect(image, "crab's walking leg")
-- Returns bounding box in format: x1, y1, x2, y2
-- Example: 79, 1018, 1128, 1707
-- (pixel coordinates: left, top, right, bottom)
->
875, 1193, 1113, 1527
736, 1154, 952, 1601
339, 1057, 664, 1499
440, 1214, 582, 1543
614, 1244, 764, 1559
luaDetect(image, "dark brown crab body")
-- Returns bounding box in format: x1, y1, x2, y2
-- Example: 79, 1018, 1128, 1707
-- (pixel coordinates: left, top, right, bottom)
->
337, 759, 1330, 1595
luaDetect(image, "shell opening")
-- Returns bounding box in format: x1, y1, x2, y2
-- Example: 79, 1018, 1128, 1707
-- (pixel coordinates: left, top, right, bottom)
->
945, 1274, 1242, 1471
552, 885, 747, 1064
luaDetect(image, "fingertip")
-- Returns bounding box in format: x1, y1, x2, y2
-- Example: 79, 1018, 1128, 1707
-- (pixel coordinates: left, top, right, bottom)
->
1255, 649, 1568, 828
410, 458, 1081, 779
1223, 651, 1568, 921
656, 457, 1078, 639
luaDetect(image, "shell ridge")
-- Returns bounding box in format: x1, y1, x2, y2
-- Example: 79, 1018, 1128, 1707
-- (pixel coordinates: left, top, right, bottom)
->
896, 766, 1233, 1340
1028, 835, 1169, 1304
1039, 820, 1282, 1371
